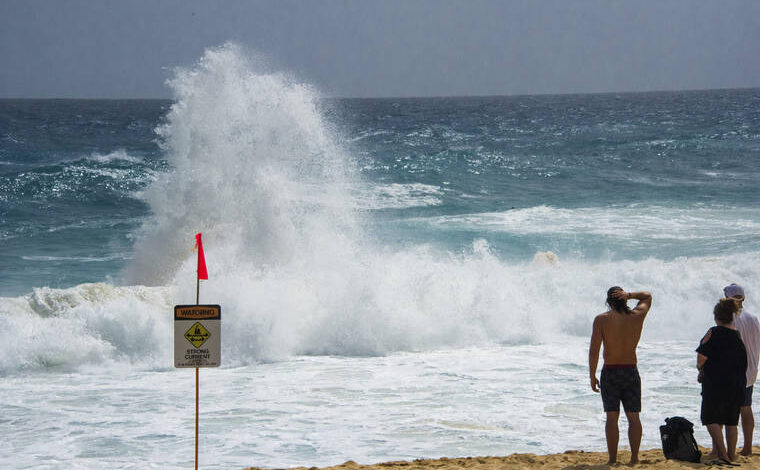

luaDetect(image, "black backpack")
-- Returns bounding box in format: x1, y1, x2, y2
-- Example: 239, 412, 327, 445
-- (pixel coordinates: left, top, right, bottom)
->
659, 416, 702, 463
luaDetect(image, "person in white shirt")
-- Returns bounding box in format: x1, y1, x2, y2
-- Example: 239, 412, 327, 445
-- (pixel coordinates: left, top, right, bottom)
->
725, 283, 760, 456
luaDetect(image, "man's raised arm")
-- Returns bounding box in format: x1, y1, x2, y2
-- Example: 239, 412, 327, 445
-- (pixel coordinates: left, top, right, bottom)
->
627, 291, 652, 316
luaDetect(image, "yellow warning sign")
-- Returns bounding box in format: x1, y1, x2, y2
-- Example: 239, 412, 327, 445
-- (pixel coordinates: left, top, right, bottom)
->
184, 322, 210, 348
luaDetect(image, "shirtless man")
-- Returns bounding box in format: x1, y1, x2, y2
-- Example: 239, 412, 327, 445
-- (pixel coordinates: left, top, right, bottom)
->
589, 286, 653, 465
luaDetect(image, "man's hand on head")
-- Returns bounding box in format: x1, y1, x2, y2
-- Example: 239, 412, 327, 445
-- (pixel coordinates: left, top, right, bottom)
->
612, 289, 629, 301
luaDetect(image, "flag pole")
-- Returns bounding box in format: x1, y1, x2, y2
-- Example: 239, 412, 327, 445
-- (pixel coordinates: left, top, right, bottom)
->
195, 366, 199, 470
193, 232, 207, 470
195, 241, 200, 470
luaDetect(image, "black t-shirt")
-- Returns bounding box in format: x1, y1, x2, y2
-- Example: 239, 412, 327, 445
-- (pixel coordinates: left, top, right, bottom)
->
696, 325, 747, 403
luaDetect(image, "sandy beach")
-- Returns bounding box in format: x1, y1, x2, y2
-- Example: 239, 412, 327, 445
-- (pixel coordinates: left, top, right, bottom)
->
245, 447, 760, 470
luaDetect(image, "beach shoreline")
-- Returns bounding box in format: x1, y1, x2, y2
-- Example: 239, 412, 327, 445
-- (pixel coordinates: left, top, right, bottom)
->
244, 447, 760, 469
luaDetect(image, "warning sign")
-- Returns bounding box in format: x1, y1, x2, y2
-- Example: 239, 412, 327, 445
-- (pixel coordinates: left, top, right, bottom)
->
185, 322, 210, 348
174, 305, 220, 368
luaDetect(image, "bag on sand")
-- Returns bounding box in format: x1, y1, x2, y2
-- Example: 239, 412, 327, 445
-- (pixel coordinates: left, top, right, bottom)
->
659, 416, 702, 463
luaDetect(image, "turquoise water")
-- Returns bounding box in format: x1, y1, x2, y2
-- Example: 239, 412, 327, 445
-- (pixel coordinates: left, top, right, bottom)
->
2, 90, 759, 296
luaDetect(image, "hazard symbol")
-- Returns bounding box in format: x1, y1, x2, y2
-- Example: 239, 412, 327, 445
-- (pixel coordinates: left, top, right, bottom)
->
185, 322, 210, 348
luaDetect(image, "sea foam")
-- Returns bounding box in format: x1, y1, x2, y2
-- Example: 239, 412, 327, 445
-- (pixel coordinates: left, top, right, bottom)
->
2, 249, 758, 374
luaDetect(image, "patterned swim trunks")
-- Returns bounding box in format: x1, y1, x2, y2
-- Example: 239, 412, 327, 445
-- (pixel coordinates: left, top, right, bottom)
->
600, 365, 641, 413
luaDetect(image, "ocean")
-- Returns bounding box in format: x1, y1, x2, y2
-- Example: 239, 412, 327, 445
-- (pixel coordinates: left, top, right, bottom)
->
2, 44, 759, 469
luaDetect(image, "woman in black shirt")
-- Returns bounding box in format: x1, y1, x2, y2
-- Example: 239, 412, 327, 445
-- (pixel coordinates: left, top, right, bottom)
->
697, 298, 747, 464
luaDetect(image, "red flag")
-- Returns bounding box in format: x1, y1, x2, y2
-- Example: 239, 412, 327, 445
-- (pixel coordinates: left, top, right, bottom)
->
195, 233, 208, 280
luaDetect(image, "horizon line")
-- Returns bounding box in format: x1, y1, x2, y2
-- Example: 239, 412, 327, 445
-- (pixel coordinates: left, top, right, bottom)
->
1, 85, 758, 101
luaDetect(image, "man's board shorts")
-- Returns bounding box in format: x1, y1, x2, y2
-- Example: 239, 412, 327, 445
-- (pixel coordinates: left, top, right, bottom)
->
742, 385, 754, 407
600, 364, 641, 413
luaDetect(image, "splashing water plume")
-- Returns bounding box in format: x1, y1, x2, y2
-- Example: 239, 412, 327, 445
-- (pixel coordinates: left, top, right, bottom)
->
127, 43, 357, 286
